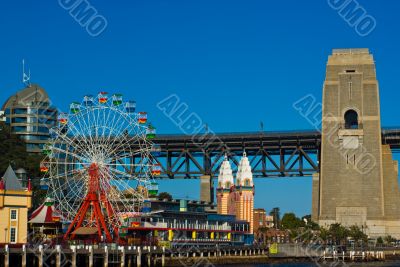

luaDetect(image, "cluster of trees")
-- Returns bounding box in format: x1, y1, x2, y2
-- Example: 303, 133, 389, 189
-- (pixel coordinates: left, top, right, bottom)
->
317, 223, 368, 245
376, 235, 397, 245
0, 122, 42, 177
276, 212, 369, 245
0, 122, 46, 208
277, 211, 397, 246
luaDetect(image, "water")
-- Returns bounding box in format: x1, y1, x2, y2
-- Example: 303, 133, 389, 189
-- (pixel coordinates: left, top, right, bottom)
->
216, 262, 400, 267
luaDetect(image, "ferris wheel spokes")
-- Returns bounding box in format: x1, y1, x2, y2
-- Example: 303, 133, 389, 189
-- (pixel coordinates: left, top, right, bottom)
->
41, 91, 158, 242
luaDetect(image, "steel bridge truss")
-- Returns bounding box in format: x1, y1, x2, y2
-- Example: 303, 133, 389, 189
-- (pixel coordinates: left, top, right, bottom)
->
143, 132, 322, 179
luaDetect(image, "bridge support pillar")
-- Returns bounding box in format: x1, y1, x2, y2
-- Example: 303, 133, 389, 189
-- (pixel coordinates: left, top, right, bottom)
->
316, 48, 400, 238
200, 175, 213, 203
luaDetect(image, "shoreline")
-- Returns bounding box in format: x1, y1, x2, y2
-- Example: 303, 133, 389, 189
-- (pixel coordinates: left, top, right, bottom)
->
164, 254, 400, 267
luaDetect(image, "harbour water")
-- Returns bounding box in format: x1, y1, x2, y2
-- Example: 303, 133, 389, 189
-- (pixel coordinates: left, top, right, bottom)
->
217, 262, 400, 267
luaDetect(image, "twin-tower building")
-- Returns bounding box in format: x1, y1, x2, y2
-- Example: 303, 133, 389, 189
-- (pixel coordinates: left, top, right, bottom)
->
313, 49, 400, 238
216, 153, 255, 233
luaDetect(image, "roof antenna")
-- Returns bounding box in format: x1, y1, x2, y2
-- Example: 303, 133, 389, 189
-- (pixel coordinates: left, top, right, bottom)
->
22, 59, 31, 87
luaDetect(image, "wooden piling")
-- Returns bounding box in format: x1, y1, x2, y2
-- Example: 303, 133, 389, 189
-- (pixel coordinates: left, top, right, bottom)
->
71, 246, 77, 267
137, 247, 141, 267
104, 246, 108, 267
120, 246, 125, 267
38, 245, 43, 267
4, 245, 9, 267
56, 245, 61, 267
22, 245, 26, 267
162, 247, 165, 267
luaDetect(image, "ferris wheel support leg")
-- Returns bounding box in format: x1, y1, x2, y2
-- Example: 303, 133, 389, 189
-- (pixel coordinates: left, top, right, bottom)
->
101, 192, 119, 240
93, 199, 112, 242
64, 198, 90, 240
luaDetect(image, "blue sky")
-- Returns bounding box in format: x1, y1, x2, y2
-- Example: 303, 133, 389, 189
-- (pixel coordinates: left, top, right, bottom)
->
1, 0, 399, 216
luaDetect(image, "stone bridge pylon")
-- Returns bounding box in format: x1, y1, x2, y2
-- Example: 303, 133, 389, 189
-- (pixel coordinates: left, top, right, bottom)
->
312, 48, 400, 238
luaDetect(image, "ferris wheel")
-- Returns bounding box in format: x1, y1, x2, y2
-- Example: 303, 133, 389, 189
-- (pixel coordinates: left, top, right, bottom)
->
40, 92, 160, 242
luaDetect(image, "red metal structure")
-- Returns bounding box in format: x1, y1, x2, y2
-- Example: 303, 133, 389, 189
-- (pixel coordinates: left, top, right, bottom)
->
64, 163, 118, 242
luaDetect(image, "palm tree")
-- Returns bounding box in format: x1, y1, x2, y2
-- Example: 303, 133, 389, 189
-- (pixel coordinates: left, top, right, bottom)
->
348, 225, 367, 246
319, 227, 330, 245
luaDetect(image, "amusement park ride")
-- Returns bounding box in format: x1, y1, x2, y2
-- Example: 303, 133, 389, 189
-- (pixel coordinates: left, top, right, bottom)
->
40, 92, 160, 243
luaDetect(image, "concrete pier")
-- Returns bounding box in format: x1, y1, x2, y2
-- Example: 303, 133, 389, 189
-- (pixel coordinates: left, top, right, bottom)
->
0, 244, 390, 267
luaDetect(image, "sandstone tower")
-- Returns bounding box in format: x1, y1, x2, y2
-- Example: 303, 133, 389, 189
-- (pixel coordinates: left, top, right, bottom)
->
312, 49, 400, 237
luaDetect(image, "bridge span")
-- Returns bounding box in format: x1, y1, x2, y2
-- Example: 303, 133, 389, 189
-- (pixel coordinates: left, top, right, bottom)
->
149, 128, 400, 179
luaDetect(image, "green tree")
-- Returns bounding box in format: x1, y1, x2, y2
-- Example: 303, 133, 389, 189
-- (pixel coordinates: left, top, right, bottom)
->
348, 225, 368, 245
289, 229, 300, 240
329, 223, 348, 245
0, 122, 45, 208
158, 192, 173, 201
281, 213, 304, 230
384, 235, 396, 245
376, 236, 384, 244
319, 227, 330, 244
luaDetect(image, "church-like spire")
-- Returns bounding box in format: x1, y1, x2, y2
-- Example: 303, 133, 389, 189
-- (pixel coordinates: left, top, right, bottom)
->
217, 154, 234, 189
236, 151, 253, 187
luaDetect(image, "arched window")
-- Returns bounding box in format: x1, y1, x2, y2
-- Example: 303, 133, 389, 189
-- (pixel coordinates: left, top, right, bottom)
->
244, 179, 250, 186
344, 110, 358, 129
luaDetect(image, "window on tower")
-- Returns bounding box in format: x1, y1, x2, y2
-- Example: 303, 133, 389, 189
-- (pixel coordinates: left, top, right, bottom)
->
344, 109, 358, 129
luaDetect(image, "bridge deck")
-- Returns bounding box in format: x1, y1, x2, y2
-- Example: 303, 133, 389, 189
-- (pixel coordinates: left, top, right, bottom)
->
148, 128, 400, 179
